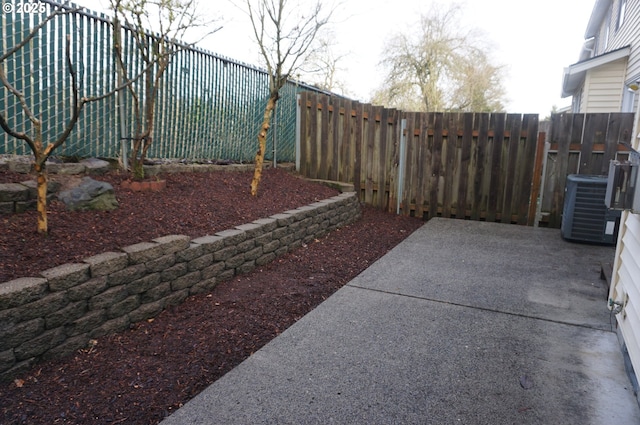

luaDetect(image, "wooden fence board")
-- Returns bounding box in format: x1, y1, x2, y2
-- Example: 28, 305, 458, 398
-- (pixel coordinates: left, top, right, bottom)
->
442, 113, 457, 218
308, 95, 319, 179
298, 92, 309, 175
403, 112, 417, 216
486, 114, 504, 222
319, 95, 330, 179
377, 108, 389, 209
421, 113, 433, 218
411, 114, 423, 218
579, 113, 606, 175
330, 99, 340, 181
457, 113, 474, 218
521, 114, 541, 225
548, 113, 578, 227
353, 102, 363, 196
363, 103, 375, 205
429, 113, 444, 219
471, 113, 489, 221
501, 114, 522, 223
339, 98, 352, 182
528, 131, 546, 226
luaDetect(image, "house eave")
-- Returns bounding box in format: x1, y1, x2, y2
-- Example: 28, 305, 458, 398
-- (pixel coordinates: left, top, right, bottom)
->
561, 45, 631, 98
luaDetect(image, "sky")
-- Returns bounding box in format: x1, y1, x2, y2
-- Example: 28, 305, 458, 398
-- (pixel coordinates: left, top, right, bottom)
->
86, 0, 596, 116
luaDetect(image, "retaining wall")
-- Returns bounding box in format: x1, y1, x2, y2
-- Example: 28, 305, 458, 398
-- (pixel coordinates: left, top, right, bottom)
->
0, 181, 60, 214
0, 192, 360, 382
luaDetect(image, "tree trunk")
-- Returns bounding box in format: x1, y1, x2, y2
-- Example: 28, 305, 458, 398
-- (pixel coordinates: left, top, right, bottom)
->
251, 96, 277, 196
34, 162, 48, 235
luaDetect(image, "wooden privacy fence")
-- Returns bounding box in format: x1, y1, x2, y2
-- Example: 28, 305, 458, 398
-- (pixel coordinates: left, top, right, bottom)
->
297, 92, 540, 225
296, 91, 636, 227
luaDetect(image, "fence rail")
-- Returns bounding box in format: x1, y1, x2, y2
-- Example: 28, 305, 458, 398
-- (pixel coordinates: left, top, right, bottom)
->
0, 0, 325, 162
297, 91, 635, 227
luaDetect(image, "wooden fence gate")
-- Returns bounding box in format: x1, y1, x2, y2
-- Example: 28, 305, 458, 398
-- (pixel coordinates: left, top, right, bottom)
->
296, 91, 635, 227
538, 113, 635, 227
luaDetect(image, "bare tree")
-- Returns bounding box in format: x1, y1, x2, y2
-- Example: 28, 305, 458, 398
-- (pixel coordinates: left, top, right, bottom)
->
300, 32, 351, 96
372, 2, 506, 113
111, 0, 221, 179
244, 0, 336, 196
0, 8, 141, 234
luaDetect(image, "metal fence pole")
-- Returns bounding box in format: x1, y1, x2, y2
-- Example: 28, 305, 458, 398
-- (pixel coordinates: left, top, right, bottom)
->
295, 94, 301, 171
396, 118, 407, 215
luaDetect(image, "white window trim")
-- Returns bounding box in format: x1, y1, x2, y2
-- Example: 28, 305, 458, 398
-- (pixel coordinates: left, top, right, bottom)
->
617, 0, 627, 31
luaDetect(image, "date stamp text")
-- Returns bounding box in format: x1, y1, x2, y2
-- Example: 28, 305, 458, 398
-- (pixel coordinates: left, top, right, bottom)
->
3, 2, 47, 14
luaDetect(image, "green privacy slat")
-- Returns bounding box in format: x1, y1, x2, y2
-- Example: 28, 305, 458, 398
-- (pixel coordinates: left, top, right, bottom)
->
1, 1, 330, 162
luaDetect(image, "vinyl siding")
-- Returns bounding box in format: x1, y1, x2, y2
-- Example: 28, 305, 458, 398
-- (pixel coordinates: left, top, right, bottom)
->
586, 2, 640, 376
613, 211, 640, 374
582, 58, 628, 112
606, 0, 640, 81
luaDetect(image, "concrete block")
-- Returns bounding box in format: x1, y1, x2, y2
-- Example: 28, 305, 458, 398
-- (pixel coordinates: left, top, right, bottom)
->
0, 277, 48, 309
83, 252, 129, 277
215, 229, 247, 246
122, 242, 166, 264
107, 264, 147, 287
41, 263, 91, 292
152, 235, 191, 255
192, 235, 225, 253
0, 183, 30, 202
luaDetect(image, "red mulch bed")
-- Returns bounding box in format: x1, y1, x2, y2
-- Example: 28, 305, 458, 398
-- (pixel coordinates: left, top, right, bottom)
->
0, 167, 423, 425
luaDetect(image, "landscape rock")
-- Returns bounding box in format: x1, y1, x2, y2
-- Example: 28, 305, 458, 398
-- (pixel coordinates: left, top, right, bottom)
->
45, 162, 86, 175
57, 177, 118, 211
79, 158, 111, 175
7, 157, 33, 173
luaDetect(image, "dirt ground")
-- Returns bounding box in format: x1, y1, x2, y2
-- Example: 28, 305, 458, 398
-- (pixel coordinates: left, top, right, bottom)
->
0, 167, 423, 425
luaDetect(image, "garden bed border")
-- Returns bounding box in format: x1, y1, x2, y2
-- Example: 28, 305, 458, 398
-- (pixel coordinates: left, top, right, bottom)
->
0, 191, 360, 382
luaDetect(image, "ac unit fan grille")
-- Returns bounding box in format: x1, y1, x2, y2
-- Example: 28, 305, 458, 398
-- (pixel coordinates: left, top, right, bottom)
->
569, 183, 607, 239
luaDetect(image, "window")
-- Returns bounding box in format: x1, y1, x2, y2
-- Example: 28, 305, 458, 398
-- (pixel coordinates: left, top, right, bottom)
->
622, 86, 636, 113
604, 11, 611, 50
617, 0, 627, 30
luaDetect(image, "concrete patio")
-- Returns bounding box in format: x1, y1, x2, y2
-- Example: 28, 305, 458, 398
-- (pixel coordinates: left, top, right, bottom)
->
161, 218, 640, 424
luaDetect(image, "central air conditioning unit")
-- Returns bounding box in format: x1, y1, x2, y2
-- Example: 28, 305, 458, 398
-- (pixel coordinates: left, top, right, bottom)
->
561, 174, 621, 245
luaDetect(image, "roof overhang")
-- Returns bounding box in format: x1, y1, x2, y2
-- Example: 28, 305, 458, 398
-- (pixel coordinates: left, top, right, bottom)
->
561, 45, 631, 98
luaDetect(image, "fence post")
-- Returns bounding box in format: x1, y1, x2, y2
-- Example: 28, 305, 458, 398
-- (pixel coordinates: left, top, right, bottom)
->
396, 118, 407, 215
116, 59, 128, 170
528, 131, 547, 227
295, 94, 301, 171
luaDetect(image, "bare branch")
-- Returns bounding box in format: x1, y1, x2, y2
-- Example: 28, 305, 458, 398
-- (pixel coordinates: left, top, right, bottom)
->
375, 2, 506, 112
0, 7, 75, 62
0, 62, 41, 127
0, 111, 34, 148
